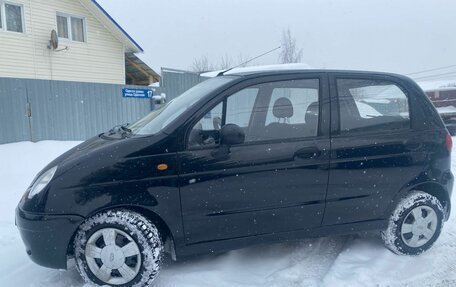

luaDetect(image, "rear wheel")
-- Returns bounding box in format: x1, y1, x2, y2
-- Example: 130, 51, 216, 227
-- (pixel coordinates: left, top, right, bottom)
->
381, 191, 444, 255
74, 210, 163, 286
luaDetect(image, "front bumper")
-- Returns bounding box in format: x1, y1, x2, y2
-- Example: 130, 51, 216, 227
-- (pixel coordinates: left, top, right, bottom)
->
15, 207, 84, 269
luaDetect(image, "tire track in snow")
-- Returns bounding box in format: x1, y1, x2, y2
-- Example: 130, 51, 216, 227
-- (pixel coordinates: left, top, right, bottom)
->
322, 227, 456, 287
153, 236, 350, 287
264, 236, 351, 287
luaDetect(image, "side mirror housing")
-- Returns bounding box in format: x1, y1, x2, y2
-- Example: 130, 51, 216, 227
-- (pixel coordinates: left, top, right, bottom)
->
220, 124, 245, 146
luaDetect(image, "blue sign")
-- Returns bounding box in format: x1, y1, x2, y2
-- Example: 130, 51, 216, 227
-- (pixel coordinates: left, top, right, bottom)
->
122, 88, 153, 99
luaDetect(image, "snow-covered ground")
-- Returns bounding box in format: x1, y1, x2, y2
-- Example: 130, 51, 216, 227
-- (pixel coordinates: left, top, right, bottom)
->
1, 140, 456, 287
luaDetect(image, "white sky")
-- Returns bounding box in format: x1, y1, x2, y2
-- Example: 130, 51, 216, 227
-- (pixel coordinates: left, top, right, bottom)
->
98, 0, 456, 81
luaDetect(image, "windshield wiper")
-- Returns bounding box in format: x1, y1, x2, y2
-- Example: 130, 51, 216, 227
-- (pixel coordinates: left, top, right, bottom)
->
120, 125, 132, 133
106, 123, 131, 136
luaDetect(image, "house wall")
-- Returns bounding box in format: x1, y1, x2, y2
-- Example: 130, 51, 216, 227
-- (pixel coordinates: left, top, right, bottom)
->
0, 0, 126, 84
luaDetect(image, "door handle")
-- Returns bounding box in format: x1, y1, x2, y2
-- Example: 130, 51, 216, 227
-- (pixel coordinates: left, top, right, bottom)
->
295, 147, 320, 159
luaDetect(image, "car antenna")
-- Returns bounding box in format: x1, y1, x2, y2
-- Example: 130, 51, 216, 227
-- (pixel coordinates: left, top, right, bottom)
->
217, 46, 281, 77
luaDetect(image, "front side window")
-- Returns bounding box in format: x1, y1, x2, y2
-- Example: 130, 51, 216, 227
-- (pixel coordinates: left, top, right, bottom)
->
337, 78, 410, 133
1, 3, 23, 32
226, 88, 258, 128
56, 13, 85, 42
189, 102, 224, 147
189, 88, 259, 147
188, 78, 320, 148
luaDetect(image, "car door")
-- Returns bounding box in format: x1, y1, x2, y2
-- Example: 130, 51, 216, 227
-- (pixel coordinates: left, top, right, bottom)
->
323, 74, 427, 225
178, 74, 331, 244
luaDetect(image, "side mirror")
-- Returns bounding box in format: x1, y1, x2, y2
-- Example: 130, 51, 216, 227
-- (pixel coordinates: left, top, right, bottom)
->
220, 124, 245, 146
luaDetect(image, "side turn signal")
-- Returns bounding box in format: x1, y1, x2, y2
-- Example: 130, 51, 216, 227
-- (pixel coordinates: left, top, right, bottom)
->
157, 163, 168, 171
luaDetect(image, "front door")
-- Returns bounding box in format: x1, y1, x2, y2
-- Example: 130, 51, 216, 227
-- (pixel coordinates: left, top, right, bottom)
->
178, 75, 331, 244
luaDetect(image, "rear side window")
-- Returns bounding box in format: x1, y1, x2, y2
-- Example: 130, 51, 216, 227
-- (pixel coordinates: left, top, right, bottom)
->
337, 79, 410, 133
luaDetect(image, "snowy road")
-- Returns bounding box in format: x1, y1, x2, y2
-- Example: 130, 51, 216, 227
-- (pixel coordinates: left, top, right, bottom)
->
1, 141, 456, 287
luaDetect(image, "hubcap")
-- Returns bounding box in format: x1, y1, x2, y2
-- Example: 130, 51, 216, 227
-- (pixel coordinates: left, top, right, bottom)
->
85, 228, 141, 285
400, 205, 438, 248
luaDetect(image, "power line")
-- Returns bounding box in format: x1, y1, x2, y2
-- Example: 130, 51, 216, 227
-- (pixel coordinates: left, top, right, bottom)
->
406, 64, 456, 76
413, 71, 456, 81
416, 76, 456, 82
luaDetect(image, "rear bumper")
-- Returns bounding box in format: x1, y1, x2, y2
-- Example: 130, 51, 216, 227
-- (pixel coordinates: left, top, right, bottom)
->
15, 207, 84, 269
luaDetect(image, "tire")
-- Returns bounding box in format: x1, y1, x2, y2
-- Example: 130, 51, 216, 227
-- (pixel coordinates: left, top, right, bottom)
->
74, 210, 163, 287
381, 191, 444, 255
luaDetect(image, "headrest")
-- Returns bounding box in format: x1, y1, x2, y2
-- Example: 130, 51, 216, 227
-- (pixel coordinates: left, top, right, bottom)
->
273, 97, 293, 118
305, 102, 319, 123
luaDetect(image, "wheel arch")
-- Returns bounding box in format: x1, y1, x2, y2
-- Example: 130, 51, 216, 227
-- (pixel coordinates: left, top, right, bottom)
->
67, 205, 175, 259
387, 182, 451, 221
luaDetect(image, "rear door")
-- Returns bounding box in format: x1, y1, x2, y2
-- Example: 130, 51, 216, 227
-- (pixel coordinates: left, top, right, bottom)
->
178, 74, 331, 244
324, 74, 427, 225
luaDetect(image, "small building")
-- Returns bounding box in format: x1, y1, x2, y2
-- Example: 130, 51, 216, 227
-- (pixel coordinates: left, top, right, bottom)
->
419, 80, 456, 135
0, 0, 159, 85
419, 80, 456, 108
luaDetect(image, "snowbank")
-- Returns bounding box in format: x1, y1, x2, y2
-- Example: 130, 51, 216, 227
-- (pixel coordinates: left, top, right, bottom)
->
0, 140, 455, 286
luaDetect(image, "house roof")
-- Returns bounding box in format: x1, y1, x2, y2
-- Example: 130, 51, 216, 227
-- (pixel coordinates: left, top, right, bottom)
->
125, 53, 160, 85
79, 0, 143, 53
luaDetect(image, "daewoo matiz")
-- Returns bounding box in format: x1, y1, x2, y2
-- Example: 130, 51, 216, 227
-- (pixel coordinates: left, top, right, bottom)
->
16, 69, 453, 286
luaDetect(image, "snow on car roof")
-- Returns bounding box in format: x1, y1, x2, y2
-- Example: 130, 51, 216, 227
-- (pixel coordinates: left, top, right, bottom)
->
201, 63, 313, 77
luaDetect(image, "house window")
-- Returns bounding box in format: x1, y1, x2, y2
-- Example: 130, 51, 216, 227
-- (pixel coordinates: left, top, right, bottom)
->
0, 2, 24, 33
56, 13, 86, 42
56, 15, 68, 38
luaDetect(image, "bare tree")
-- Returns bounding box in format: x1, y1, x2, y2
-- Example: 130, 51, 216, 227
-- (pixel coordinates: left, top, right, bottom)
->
191, 52, 255, 73
191, 55, 215, 73
236, 53, 250, 68
219, 54, 233, 70
279, 28, 303, 64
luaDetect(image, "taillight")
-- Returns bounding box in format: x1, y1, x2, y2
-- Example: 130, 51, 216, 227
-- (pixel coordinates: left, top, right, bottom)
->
446, 132, 453, 152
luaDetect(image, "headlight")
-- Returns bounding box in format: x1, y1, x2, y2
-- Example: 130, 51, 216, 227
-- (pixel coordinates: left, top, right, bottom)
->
28, 166, 58, 199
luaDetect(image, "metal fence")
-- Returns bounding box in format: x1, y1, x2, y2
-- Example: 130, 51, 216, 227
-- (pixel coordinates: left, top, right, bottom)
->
0, 77, 153, 144
160, 68, 209, 101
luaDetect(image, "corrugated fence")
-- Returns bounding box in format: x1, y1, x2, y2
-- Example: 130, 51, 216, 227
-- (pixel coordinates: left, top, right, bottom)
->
160, 68, 209, 101
1, 69, 210, 144
0, 77, 153, 144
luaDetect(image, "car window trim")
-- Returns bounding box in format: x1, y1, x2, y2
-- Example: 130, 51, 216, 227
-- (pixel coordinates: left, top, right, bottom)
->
183, 74, 328, 151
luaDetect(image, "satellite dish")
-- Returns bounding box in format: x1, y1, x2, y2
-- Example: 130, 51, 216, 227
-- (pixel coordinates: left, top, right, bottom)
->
49, 30, 59, 50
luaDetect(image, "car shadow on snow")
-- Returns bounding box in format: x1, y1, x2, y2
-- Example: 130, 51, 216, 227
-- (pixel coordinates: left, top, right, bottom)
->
152, 233, 385, 287
20, 232, 388, 287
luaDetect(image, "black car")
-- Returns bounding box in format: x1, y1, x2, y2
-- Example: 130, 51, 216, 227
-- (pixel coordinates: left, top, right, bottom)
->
16, 69, 453, 287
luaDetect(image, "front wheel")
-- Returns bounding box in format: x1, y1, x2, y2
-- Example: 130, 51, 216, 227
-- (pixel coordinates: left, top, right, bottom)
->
381, 191, 444, 255
74, 210, 163, 287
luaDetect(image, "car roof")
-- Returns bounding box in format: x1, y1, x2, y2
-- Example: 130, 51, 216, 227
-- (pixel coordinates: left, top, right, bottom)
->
227, 69, 410, 80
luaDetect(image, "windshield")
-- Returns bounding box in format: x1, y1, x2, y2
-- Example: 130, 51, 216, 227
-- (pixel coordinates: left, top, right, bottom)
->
128, 76, 237, 135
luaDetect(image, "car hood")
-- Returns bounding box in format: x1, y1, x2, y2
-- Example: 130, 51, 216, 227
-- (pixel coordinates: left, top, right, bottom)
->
40, 132, 170, 182
44, 135, 113, 175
